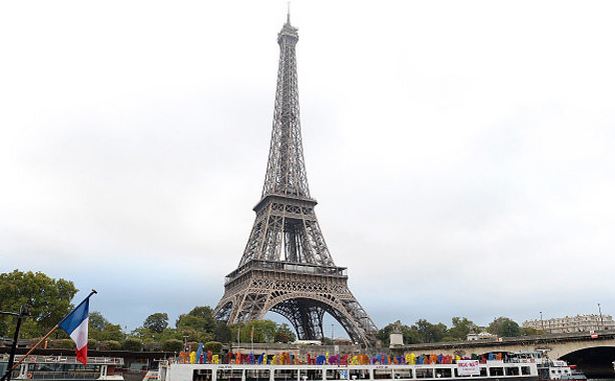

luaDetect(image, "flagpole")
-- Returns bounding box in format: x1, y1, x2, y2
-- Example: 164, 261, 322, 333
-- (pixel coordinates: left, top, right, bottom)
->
2, 290, 97, 378
2, 326, 60, 377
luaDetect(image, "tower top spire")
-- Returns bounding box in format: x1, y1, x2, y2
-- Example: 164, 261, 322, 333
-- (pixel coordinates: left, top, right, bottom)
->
278, 5, 298, 42
287, 2, 291, 24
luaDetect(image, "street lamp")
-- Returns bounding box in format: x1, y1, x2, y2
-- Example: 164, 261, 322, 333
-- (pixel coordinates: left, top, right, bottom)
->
598, 303, 604, 330
331, 324, 334, 343
540, 311, 544, 332
0, 305, 31, 381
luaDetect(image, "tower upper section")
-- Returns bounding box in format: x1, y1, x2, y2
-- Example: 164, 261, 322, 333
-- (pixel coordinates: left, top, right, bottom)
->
261, 18, 312, 200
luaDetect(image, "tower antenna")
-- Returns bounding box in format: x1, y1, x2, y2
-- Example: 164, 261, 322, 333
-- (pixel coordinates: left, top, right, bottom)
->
287, 2, 291, 24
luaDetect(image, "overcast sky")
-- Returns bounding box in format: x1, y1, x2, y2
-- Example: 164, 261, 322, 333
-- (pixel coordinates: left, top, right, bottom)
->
1, 0, 614, 336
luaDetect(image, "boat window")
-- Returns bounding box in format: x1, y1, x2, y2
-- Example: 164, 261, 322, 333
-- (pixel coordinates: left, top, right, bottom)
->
275, 369, 298, 381
393, 369, 412, 380
505, 367, 519, 376
326, 369, 349, 380
246, 369, 270, 381
28, 363, 102, 373
416, 369, 434, 379
373, 369, 393, 380
489, 367, 504, 377
350, 369, 371, 380
25, 363, 102, 379
194, 369, 213, 381
435, 369, 451, 378
300, 369, 323, 381
217, 369, 243, 381
521, 367, 531, 375
480, 368, 487, 377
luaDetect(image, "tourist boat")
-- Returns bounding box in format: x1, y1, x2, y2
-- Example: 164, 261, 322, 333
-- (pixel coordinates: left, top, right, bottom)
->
538, 360, 586, 381
507, 352, 586, 381
0, 354, 125, 381
157, 359, 539, 381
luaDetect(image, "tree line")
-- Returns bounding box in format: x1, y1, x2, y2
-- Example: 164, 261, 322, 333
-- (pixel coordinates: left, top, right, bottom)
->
0, 270, 295, 352
376, 317, 545, 346
1, 270, 543, 352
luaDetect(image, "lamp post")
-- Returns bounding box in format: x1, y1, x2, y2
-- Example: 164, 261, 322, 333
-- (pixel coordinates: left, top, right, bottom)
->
331, 324, 334, 343
598, 303, 604, 330
540, 311, 544, 332
0, 305, 30, 381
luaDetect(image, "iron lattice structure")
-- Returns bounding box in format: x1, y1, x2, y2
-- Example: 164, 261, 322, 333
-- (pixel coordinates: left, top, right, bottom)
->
213, 17, 378, 345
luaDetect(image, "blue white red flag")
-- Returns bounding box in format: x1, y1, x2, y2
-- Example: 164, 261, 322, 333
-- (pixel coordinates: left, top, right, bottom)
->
59, 296, 92, 365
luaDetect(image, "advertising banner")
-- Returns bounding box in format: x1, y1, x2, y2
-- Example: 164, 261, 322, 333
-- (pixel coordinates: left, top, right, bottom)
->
457, 359, 480, 376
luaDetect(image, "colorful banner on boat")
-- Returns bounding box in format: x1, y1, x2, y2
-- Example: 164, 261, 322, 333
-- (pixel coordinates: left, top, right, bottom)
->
456, 359, 480, 376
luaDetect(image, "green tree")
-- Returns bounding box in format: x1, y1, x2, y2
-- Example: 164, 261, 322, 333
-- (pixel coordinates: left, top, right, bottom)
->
89, 311, 109, 331
87, 338, 97, 349
213, 321, 232, 343
52, 339, 75, 349
402, 325, 422, 344
100, 340, 121, 350
487, 317, 521, 337
204, 341, 223, 353
274, 324, 296, 343
178, 327, 213, 343
500, 320, 521, 337
249, 320, 277, 343
160, 328, 182, 341
446, 317, 476, 341
415, 319, 447, 343
131, 326, 154, 340
98, 323, 125, 341
176, 307, 216, 335
377, 323, 396, 346
187, 307, 216, 332
176, 314, 206, 332
163, 339, 184, 352
0, 270, 78, 337
144, 313, 169, 334
122, 338, 143, 351
89, 311, 112, 341
229, 320, 278, 343
520, 327, 544, 336
377, 321, 422, 345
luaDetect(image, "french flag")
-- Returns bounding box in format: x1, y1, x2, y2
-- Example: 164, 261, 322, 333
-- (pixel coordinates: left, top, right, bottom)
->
59, 296, 91, 365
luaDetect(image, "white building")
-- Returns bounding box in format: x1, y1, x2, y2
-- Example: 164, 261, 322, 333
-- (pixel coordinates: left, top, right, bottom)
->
467, 330, 497, 341
523, 314, 615, 333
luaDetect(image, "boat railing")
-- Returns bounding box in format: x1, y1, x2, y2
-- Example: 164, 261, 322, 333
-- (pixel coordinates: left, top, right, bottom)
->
0, 354, 124, 365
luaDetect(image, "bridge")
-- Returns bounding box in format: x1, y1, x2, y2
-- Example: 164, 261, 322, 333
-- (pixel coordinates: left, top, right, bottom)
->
393, 330, 615, 358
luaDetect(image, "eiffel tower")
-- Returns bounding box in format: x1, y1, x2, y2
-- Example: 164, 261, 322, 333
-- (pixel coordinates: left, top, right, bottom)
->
213, 14, 378, 346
